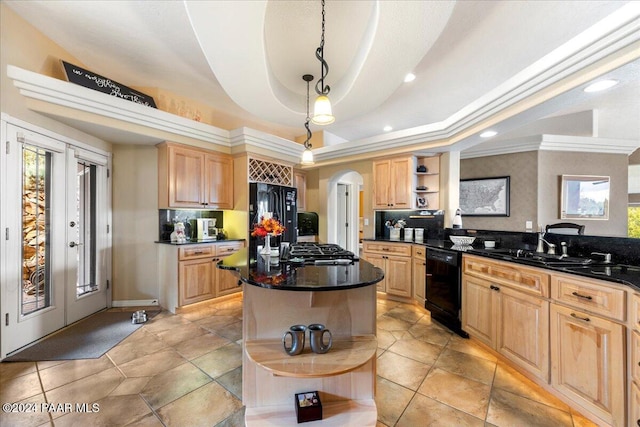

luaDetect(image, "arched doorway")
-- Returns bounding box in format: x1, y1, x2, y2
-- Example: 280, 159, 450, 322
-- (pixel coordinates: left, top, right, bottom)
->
326, 170, 363, 253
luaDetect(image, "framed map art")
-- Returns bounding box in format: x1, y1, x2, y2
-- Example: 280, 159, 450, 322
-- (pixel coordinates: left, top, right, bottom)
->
460, 176, 510, 217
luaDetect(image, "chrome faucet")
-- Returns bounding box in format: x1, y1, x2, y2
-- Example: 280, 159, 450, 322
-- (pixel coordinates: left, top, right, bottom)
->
591, 252, 612, 263
536, 229, 556, 255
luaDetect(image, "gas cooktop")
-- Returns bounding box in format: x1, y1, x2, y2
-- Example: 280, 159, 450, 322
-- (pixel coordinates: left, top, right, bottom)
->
284, 243, 357, 264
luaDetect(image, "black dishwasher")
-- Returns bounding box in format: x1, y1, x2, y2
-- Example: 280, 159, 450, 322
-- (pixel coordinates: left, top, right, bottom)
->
425, 247, 468, 338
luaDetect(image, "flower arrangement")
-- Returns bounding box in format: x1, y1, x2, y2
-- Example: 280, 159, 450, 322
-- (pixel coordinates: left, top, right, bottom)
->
251, 216, 286, 237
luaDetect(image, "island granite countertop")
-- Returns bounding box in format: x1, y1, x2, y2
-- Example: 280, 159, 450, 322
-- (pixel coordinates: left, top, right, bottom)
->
218, 248, 384, 291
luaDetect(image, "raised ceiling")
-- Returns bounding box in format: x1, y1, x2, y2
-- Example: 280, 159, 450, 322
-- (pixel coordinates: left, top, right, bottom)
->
4, 0, 640, 157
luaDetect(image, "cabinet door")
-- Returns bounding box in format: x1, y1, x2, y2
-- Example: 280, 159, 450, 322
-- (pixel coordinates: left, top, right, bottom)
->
550, 303, 625, 426
632, 382, 640, 427
461, 276, 496, 348
390, 157, 413, 209
412, 258, 426, 303
372, 160, 391, 209
385, 255, 412, 297
204, 154, 233, 209
496, 286, 549, 381
179, 258, 215, 305
294, 170, 307, 212
215, 262, 241, 296
169, 146, 205, 207
363, 253, 386, 292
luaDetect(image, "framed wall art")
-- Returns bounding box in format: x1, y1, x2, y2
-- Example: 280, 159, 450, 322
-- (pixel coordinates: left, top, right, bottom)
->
460, 176, 510, 216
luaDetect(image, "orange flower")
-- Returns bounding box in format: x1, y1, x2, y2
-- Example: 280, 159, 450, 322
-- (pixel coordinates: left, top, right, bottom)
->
251, 216, 286, 237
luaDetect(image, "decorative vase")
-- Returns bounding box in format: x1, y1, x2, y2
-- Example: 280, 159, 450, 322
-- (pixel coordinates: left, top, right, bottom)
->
260, 234, 272, 256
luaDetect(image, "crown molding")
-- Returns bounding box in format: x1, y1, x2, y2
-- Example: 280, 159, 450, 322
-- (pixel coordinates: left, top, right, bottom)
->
461, 134, 639, 159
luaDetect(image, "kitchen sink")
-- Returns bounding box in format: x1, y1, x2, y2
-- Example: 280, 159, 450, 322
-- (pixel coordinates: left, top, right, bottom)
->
476, 248, 597, 267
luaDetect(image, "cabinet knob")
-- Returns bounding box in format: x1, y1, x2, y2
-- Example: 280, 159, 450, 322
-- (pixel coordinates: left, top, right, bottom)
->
490, 285, 500, 291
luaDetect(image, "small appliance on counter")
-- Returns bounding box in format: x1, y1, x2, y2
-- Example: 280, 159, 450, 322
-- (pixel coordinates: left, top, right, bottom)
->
191, 218, 218, 241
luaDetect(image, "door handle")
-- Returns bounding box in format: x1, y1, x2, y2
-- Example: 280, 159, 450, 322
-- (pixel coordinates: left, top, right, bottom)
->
69, 241, 83, 248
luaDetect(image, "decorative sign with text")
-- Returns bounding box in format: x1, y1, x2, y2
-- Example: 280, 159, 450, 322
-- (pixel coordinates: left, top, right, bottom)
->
61, 60, 157, 108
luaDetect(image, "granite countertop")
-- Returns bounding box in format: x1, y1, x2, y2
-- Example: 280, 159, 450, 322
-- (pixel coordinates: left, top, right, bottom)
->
156, 239, 245, 245
363, 238, 640, 290
218, 248, 384, 291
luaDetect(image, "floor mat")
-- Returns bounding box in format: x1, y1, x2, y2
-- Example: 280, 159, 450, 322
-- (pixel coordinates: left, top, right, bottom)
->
4, 310, 159, 362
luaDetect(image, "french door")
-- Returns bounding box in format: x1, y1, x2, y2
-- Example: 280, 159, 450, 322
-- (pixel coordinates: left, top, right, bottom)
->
1, 121, 110, 358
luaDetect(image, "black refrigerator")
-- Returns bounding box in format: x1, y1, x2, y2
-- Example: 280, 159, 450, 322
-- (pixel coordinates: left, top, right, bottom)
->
249, 183, 297, 246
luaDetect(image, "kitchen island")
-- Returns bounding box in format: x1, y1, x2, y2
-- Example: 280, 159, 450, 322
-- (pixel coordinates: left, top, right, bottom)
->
219, 248, 384, 426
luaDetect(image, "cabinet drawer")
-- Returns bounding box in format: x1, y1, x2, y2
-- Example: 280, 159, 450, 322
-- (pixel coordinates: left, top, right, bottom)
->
412, 245, 426, 260
179, 244, 215, 260
215, 241, 244, 256
551, 274, 626, 322
463, 255, 549, 297
363, 241, 411, 257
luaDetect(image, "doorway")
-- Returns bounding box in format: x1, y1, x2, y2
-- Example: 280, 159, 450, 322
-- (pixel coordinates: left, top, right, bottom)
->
337, 184, 350, 250
1, 121, 111, 358
327, 171, 363, 253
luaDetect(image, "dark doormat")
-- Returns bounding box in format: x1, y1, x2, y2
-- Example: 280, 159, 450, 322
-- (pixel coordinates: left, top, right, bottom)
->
4, 310, 159, 362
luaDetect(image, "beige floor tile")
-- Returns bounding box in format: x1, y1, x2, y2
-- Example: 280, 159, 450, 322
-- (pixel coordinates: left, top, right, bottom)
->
38, 355, 115, 391
375, 376, 415, 427
216, 366, 242, 400
493, 362, 569, 411
109, 377, 151, 396
142, 314, 191, 334
173, 331, 232, 360
376, 328, 396, 350
486, 388, 573, 427
124, 412, 164, 426
215, 406, 245, 427
387, 337, 443, 365
434, 347, 497, 385
384, 305, 427, 324
418, 368, 491, 419
0, 370, 42, 403
213, 320, 243, 342
156, 382, 242, 427
45, 367, 124, 419
446, 335, 498, 362
0, 392, 51, 427
140, 362, 212, 409
53, 395, 152, 427
35, 360, 67, 370
194, 315, 240, 331
0, 361, 37, 381
377, 315, 414, 332
377, 350, 430, 391
153, 322, 208, 347
191, 343, 242, 378
117, 349, 187, 378
408, 319, 453, 346
106, 329, 169, 366
396, 393, 485, 427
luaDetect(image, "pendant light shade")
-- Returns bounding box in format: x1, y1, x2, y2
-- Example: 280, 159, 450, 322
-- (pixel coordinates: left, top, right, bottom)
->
312, 95, 335, 125
301, 147, 315, 165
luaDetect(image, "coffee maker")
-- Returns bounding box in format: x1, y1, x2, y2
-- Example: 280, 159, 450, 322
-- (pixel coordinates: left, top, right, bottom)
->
193, 218, 217, 241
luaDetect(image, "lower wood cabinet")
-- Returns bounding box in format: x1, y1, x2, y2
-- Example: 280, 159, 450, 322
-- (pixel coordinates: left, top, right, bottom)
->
632, 382, 640, 427
461, 273, 549, 381
362, 242, 412, 297
550, 302, 625, 426
412, 245, 426, 305
159, 241, 245, 313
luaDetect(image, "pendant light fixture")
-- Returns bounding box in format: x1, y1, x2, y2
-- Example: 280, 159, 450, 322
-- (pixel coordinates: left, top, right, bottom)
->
301, 74, 315, 165
311, 0, 335, 125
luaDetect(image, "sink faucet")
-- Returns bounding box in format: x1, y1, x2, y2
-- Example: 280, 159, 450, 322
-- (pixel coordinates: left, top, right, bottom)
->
591, 252, 612, 263
536, 229, 556, 255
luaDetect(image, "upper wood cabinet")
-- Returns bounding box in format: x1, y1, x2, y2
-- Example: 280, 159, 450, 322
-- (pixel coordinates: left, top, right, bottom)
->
158, 142, 233, 209
373, 157, 414, 209
293, 170, 307, 212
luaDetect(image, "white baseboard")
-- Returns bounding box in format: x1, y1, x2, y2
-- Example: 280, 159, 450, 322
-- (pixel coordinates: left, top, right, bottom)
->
112, 299, 159, 307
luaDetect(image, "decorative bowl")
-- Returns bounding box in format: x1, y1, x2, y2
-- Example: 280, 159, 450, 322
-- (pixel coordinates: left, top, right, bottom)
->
449, 236, 476, 246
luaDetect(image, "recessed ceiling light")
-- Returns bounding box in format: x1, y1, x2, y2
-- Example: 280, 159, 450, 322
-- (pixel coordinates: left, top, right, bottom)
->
404, 73, 416, 83
583, 79, 618, 93
480, 130, 497, 138
383, 125, 393, 132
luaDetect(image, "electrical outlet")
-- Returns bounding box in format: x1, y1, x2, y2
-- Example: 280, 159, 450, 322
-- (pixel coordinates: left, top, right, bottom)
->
364, 218, 369, 226
525, 221, 533, 231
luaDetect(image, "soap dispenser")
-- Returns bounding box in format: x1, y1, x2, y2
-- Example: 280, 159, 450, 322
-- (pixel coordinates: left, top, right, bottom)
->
452, 209, 463, 229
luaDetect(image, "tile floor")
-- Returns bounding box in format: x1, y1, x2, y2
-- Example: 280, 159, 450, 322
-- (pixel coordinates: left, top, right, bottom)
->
0, 294, 598, 427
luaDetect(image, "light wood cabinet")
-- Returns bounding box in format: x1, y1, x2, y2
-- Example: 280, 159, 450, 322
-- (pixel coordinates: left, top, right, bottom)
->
362, 241, 412, 297
158, 142, 233, 209
550, 302, 625, 426
158, 241, 245, 313
632, 382, 640, 427
412, 245, 426, 304
372, 157, 414, 209
293, 170, 306, 212
631, 293, 640, 427
462, 255, 550, 381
